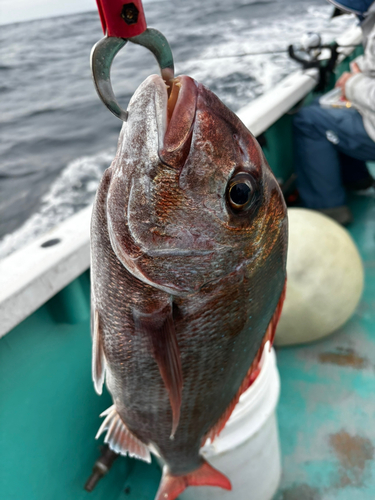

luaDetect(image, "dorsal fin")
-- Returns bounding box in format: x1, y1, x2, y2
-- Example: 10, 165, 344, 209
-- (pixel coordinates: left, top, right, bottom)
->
133, 301, 183, 438
92, 309, 105, 395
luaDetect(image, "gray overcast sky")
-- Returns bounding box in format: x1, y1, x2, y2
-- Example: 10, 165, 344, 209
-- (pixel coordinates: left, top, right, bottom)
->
0, 0, 96, 25
0, 0, 157, 26
0, 0, 167, 24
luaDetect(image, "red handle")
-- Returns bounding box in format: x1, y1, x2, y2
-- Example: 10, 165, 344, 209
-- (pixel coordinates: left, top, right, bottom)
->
96, 0, 147, 38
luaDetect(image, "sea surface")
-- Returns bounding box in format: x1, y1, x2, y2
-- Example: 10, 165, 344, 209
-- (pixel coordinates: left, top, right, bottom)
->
0, 0, 355, 258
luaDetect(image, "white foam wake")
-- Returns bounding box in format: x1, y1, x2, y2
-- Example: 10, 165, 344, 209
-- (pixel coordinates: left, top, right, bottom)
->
178, 7, 356, 110
0, 151, 113, 259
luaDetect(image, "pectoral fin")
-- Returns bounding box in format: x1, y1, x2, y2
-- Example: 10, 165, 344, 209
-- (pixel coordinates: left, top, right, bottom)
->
92, 309, 105, 395
133, 302, 182, 438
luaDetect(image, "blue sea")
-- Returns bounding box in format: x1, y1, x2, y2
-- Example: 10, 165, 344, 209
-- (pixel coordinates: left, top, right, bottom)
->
0, 0, 355, 257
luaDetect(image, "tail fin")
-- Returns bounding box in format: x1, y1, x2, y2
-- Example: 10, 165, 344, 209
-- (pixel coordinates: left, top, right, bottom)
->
155, 459, 231, 500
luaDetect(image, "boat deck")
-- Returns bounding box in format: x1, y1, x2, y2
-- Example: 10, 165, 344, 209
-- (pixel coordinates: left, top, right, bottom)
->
275, 190, 375, 500
0, 191, 374, 500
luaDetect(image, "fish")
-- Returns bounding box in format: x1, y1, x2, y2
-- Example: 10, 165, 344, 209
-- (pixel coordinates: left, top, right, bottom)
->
90, 73, 287, 500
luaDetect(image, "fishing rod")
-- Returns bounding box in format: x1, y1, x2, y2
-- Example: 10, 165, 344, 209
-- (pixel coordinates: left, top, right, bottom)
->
189, 45, 359, 62
193, 49, 290, 60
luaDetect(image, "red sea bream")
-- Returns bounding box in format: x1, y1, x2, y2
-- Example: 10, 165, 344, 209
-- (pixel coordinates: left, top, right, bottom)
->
90, 74, 287, 499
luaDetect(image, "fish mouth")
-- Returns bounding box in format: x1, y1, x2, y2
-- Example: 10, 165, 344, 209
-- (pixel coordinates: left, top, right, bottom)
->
157, 75, 198, 166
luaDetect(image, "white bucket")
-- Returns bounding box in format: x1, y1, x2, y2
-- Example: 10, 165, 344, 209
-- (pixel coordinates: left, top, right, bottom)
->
180, 342, 281, 500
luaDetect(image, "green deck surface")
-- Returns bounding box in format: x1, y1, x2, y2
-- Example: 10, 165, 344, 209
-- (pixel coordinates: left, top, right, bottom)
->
275, 191, 375, 500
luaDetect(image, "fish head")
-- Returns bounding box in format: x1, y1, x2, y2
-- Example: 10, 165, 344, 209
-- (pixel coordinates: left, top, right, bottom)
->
107, 74, 287, 295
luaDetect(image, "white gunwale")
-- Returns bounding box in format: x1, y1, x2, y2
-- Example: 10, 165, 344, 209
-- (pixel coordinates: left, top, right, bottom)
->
0, 25, 362, 338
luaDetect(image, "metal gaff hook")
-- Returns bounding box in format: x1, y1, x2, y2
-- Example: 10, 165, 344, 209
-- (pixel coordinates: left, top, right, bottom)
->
90, 28, 175, 122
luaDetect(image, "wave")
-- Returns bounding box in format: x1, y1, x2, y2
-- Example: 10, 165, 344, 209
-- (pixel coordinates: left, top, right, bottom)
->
0, 150, 113, 259
0, 4, 356, 258
177, 6, 355, 111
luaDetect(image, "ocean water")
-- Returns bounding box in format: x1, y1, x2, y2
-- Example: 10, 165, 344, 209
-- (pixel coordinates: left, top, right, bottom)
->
0, 0, 355, 258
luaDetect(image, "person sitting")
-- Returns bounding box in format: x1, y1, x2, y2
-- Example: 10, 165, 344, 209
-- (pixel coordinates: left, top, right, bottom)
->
293, 0, 375, 225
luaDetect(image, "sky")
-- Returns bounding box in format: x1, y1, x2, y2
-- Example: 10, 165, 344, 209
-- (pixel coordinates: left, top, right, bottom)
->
0, 0, 157, 26
0, 0, 96, 25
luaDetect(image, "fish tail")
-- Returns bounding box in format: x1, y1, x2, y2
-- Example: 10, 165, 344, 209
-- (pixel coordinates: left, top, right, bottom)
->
155, 460, 231, 500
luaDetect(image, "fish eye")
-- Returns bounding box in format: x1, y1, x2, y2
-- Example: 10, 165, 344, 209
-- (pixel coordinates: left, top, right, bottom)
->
227, 173, 255, 211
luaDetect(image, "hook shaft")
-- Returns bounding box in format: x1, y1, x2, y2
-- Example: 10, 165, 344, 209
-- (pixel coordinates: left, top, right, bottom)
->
91, 28, 174, 122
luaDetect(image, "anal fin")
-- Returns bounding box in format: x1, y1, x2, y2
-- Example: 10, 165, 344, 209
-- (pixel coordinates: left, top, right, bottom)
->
155, 459, 231, 500
96, 405, 151, 463
133, 301, 182, 438
92, 309, 105, 395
